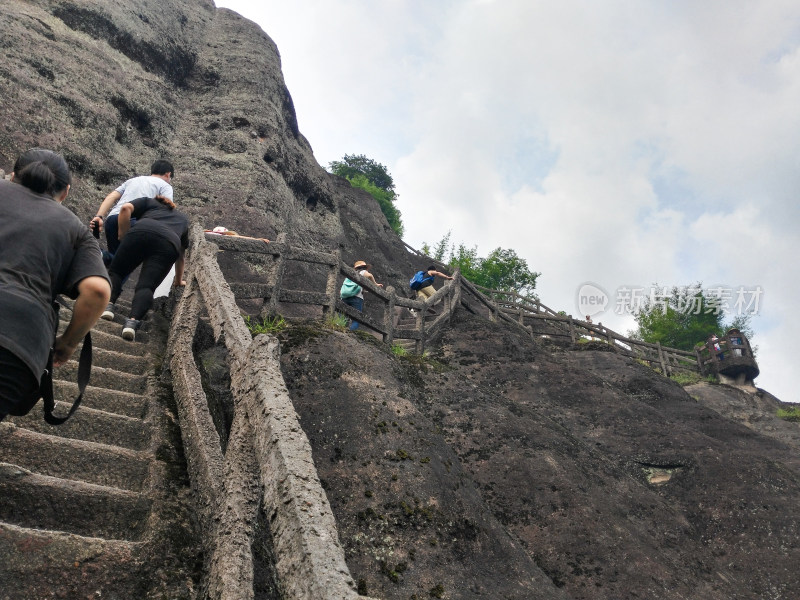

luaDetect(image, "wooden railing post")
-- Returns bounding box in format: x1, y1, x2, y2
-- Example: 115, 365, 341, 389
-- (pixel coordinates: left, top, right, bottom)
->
384, 286, 396, 345
568, 316, 576, 343
323, 248, 341, 317
266, 232, 288, 317
694, 347, 705, 375
415, 308, 424, 354
656, 342, 669, 375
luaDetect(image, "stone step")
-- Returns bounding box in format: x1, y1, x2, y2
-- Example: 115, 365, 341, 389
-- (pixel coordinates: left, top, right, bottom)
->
57, 296, 132, 314
55, 363, 147, 395
0, 463, 150, 541
67, 345, 151, 376
0, 423, 150, 492
56, 315, 151, 344
79, 326, 152, 356
54, 380, 148, 419
0, 522, 146, 599
9, 403, 150, 451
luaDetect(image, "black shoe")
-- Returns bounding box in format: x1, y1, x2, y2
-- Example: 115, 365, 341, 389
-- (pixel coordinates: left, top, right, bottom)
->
122, 318, 141, 341
101, 303, 115, 321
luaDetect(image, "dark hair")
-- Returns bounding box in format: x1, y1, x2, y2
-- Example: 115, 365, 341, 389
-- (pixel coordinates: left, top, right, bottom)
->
154, 194, 176, 210
13, 148, 71, 196
150, 159, 174, 177
427, 265, 437, 272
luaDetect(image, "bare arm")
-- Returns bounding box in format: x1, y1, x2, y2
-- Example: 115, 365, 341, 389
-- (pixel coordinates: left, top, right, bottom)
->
230, 233, 270, 244
117, 203, 134, 239
364, 271, 384, 288
430, 270, 454, 280
53, 276, 111, 366
90, 190, 121, 231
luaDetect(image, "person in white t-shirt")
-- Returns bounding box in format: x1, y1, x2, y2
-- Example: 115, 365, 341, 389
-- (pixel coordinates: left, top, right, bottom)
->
89, 159, 174, 263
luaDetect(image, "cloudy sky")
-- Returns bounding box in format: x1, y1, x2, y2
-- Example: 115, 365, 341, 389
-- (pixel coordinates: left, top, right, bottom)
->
216, 0, 799, 402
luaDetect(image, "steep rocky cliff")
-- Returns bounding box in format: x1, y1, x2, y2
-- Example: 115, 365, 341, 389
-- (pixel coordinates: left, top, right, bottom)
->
276, 312, 800, 599
2, 2, 798, 599
1, 0, 410, 274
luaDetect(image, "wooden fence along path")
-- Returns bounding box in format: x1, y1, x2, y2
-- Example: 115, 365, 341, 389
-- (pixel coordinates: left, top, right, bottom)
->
210, 230, 461, 354
400, 239, 704, 375
209, 229, 710, 376
470, 285, 702, 376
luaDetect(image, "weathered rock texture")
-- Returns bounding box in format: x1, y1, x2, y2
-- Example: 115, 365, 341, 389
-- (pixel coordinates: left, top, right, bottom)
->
0, 0, 413, 278
278, 313, 800, 600
2, 1, 799, 599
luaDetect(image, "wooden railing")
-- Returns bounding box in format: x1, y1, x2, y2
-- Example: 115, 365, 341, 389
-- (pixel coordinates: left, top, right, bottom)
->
221, 230, 707, 377
209, 232, 462, 353
468, 284, 701, 376
166, 224, 378, 600
695, 330, 759, 378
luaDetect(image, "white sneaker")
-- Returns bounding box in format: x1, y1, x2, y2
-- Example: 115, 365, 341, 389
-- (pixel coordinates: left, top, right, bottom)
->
101, 303, 115, 321
122, 318, 141, 341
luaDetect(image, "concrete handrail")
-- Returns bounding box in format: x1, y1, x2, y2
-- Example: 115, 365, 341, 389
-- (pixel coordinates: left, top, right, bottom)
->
167, 223, 377, 600
205, 232, 462, 353
208, 232, 704, 375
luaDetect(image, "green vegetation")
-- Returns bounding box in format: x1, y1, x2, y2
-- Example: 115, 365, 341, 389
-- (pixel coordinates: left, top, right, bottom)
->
391, 343, 408, 356
329, 154, 403, 236
777, 406, 800, 422
669, 371, 717, 386
325, 312, 349, 330
422, 230, 539, 299
628, 284, 756, 353
243, 314, 286, 336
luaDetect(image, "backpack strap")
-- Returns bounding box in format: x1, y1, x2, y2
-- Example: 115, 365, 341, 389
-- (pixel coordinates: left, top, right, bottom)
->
42, 302, 92, 425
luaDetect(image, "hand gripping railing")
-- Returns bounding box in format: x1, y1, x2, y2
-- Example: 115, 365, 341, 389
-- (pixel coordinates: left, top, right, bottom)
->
166, 223, 378, 600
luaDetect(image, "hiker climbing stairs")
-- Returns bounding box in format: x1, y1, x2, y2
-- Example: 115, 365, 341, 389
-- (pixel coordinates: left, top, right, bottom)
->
0, 297, 166, 597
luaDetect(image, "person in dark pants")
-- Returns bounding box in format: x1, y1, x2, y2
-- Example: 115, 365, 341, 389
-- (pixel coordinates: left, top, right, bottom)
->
0, 149, 110, 421
90, 159, 174, 265
105, 195, 189, 341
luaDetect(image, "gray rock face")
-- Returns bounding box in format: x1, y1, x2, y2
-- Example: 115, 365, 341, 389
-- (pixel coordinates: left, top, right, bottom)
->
3, 2, 799, 599
2, 0, 361, 255
278, 312, 800, 599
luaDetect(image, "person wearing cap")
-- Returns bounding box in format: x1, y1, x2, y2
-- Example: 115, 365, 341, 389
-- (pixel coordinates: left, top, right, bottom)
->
341, 260, 382, 330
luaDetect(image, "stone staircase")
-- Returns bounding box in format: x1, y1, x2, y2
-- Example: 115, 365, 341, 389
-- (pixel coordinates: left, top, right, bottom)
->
0, 297, 196, 598
393, 307, 441, 352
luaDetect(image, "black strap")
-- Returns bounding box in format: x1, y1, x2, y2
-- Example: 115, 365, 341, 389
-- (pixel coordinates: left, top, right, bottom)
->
42, 302, 93, 425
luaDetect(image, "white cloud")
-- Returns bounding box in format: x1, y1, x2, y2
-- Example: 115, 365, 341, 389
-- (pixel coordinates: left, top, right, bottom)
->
216, 0, 800, 400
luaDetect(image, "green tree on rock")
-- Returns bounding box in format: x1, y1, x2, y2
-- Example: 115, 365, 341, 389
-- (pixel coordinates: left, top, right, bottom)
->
329, 154, 403, 236
422, 231, 540, 299
628, 284, 756, 353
